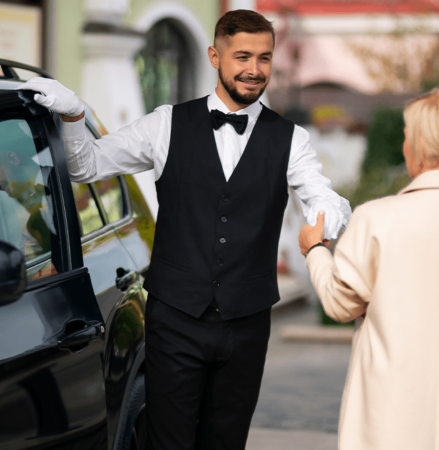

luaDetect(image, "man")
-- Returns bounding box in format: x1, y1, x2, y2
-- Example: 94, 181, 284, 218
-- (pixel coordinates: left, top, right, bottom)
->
19, 10, 351, 450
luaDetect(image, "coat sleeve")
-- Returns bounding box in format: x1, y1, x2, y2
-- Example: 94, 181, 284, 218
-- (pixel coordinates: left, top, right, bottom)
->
306, 204, 379, 323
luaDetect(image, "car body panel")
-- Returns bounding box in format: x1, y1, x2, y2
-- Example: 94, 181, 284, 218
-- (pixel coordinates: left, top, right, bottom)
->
0, 88, 108, 449
0, 270, 107, 450
83, 112, 152, 450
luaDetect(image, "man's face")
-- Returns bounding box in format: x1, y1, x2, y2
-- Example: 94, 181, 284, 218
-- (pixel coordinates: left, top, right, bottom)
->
212, 32, 274, 107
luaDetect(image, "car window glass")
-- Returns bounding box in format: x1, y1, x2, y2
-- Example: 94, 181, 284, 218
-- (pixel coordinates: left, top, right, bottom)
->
0, 117, 60, 280
84, 126, 125, 224
71, 183, 104, 236
94, 178, 124, 223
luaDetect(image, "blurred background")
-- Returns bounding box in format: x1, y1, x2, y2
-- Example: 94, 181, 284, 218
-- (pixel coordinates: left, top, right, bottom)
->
2, 0, 439, 447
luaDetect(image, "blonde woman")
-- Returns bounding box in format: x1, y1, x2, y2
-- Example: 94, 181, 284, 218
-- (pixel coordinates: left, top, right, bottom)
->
299, 89, 439, 450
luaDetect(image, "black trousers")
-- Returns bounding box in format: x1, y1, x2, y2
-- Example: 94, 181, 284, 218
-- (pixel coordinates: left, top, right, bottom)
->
144, 295, 271, 450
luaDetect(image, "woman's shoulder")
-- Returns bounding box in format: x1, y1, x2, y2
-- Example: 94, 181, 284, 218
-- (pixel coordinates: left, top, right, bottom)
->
348, 192, 419, 241
353, 194, 399, 216
348, 194, 409, 234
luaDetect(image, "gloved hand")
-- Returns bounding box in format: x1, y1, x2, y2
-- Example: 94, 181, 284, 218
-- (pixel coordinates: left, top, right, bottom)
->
306, 202, 345, 240
16, 77, 84, 117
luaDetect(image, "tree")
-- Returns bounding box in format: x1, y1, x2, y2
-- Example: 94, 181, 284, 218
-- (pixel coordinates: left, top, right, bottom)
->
346, 29, 439, 93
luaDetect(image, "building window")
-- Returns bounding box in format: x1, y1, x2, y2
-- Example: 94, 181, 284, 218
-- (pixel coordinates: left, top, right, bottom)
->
135, 19, 195, 113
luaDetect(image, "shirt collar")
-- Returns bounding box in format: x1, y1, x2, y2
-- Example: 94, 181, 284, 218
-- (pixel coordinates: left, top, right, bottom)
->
207, 90, 262, 126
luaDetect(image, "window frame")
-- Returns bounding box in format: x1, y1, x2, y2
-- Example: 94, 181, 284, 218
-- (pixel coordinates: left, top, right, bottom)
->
77, 121, 132, 245
0, 89, 85, 288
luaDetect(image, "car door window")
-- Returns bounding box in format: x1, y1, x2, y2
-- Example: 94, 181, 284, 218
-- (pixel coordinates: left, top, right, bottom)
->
93, 178, 125, 224
71, 183, 104, 236
0, 117, 61, 280
82, 127, 126, 226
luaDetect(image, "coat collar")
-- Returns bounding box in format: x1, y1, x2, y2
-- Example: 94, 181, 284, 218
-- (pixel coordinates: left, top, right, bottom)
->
398, 169, 439, 195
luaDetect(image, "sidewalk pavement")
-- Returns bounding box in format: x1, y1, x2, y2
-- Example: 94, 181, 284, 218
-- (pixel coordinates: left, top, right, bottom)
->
247, 288, 348, 450
247, 428, 337, 450
275, 273, 354, 344
281, 325, 353, 343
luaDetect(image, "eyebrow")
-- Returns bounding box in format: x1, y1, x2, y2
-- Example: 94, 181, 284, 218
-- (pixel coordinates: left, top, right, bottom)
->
233, 51, 273, 57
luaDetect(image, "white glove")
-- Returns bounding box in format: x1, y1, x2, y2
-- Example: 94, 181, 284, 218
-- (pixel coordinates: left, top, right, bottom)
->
16, 77, 84, 117
306, 202, 346, 240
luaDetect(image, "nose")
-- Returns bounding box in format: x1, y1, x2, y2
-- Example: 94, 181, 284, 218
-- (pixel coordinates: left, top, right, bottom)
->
247, 57, 260, 77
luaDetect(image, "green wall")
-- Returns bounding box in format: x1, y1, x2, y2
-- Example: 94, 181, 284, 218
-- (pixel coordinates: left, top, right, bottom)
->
127, 0, 219, 43
51, 0, 219, 93
51, 0, 86, 93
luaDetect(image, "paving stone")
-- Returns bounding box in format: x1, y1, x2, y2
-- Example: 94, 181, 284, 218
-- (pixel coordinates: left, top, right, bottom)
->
247, 428, 338, 450
250, 301, 352, 440
281, 325, 354, 343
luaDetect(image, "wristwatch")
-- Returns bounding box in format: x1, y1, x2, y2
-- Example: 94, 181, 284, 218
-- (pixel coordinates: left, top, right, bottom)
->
305, 242, 327, 257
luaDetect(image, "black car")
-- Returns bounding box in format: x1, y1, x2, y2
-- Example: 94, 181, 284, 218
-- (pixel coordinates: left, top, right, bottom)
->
0, 60, 155, 450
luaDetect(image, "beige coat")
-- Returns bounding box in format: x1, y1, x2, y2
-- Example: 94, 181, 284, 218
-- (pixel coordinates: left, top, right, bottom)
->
307, 169, 439, 450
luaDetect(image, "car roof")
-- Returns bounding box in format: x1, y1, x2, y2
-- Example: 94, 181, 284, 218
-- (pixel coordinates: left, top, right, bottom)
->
0, 79, 22, 90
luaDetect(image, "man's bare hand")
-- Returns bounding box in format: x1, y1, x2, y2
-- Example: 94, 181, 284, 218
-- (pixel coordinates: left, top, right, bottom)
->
298, 210, 327, 255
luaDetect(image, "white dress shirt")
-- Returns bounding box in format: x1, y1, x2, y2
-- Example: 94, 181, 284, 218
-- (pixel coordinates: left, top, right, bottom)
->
62, 90, 351, 239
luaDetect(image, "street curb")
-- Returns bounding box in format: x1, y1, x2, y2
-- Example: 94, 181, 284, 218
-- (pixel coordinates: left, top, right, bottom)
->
247, 428, 338, 450
281, 325, 353, 343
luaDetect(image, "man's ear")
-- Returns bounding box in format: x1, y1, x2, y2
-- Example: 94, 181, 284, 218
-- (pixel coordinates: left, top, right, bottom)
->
208, 46, 220, 69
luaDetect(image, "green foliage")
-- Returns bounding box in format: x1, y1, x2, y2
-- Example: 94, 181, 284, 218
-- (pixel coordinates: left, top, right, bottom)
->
338, 165, 411, 210
337, 107, 410, 210
362, 108, 405, 174
319, 107, 412, 326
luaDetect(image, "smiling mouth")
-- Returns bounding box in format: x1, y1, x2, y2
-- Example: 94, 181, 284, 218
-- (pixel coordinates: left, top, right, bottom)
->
238, 79, 263, 88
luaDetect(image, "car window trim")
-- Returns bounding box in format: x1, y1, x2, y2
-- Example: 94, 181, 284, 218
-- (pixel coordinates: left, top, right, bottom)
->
26, 266, 89, 292
43, 115, 84, 270
89, 182, 109, 225
42, 120, 71, 272
84, 121, 132, 224
26, 251, 51, 269
119, 175, 132, 218
0, 105, 73, 277
80, 219, 129, 244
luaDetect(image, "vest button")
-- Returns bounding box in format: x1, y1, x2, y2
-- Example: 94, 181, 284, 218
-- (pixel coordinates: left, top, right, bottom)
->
213, 280, 220, 287
221, 216, 227, 223
219, 237, 226, 244
217, 259, 223, 266
222, 194, 229, 202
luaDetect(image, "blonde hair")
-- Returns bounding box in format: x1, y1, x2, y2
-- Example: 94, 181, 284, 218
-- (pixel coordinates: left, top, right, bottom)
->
404, 88, 439, 166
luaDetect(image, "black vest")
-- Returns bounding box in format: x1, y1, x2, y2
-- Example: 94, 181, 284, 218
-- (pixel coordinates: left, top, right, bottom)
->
144, 97, 295, 320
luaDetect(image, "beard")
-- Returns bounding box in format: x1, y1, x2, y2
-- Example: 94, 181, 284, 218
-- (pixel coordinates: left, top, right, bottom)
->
219, 67, 267, 106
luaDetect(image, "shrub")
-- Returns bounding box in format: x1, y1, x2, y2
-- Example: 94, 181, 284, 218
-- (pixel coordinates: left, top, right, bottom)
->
319, 108, 409, 326
362, 108, 405, 174
338, 165, 411, 210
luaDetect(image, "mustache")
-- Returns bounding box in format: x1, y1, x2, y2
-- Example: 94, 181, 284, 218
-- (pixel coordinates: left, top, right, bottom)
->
235, 75, 266, 83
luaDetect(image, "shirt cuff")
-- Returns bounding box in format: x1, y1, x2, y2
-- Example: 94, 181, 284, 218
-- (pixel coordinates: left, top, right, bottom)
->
60, 116, 86, 142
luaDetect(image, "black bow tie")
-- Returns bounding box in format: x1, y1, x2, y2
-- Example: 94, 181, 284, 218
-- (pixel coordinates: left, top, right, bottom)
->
211, 109, 249, 135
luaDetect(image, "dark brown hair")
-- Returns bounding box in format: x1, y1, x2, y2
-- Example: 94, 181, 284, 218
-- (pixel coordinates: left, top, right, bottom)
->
214, 9, 275, 47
